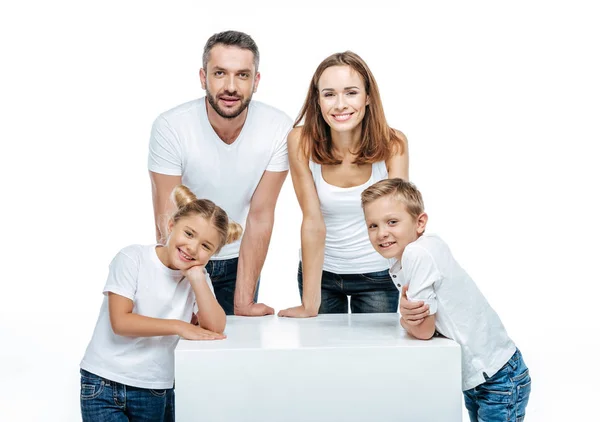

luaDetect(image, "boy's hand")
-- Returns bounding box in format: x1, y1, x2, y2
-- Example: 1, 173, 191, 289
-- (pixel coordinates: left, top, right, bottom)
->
177, 321, 226, 341
399, 285, 430, 326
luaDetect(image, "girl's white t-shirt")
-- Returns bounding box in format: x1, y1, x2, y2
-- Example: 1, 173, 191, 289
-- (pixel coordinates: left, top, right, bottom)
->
80, 244, 213, 389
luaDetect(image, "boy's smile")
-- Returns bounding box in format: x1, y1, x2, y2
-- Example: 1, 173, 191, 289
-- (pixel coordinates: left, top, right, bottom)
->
363, 195, 428, 260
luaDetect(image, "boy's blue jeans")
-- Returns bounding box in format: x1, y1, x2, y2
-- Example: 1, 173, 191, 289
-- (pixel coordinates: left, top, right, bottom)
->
297, 262, 399, 313
80, 369, 174, 422
463, 348, 532, 422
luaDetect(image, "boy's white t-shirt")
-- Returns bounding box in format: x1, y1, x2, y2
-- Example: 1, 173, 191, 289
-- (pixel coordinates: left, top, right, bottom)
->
389, 234, 516, 391
80, 244, 214, 389
148, 98, 293, 259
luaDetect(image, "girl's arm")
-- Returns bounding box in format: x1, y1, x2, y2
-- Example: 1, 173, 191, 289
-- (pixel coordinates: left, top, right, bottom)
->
386, 129, 409, 180
108, 293, 225, 340
278, 128, 325, 318
186, 267, 226, 334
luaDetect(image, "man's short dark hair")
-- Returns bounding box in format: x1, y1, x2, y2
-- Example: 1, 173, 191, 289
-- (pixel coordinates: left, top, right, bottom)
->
202, 30, 260, 72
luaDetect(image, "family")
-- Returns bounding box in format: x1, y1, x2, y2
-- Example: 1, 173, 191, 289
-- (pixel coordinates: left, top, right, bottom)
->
80, 30, 531, 422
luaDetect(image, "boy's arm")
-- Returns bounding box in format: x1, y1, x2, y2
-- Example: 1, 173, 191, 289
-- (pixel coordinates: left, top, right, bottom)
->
399, 247, 441, 340
399, 286, 436, 339
401, 314, 436, 340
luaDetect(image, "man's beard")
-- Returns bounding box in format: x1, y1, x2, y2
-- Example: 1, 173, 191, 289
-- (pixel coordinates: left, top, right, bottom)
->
206, 90, 252, 119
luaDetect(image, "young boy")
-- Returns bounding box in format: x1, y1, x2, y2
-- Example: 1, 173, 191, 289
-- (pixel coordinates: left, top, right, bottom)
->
361, 178, 531, 422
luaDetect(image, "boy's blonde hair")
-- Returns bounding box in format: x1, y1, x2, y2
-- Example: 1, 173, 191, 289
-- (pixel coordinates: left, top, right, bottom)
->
361, 178, 425, 219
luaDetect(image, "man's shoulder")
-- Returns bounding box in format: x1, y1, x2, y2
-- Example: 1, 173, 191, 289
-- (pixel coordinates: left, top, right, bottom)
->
249, 100, 292, 125
157, 98, 205, 122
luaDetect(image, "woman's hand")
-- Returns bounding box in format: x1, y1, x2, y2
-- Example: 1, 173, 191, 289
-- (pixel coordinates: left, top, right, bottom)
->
277, 305, 318, 318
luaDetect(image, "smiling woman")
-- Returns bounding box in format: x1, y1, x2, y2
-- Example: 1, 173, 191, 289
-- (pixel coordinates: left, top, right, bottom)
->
278, 51, 409, 318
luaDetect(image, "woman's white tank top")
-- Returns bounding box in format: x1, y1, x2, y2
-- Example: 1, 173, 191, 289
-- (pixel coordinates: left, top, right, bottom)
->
306, 160, 390, 274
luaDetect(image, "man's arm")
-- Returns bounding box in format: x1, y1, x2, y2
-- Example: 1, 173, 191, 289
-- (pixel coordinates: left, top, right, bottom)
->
150, 171, 182, 243
233, 170, 287, 316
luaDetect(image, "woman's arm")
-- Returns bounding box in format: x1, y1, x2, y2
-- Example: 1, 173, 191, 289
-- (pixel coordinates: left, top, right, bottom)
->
386, 129, 409, 180
278, 128, 325, 318
108, 293, 225, 340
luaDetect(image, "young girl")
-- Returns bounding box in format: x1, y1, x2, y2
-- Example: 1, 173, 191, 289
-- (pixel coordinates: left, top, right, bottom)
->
278, 51, 408, 317
80, 185, 241, 422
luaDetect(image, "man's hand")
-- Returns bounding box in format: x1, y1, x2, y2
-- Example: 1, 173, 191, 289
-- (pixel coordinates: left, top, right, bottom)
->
177, 321, 226, 340
277, 305, 318, 318
234, 302, 275, 316
399, 284, 430, 326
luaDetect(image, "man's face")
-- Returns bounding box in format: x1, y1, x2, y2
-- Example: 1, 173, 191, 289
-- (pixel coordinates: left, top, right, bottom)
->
200, 45, 260, 119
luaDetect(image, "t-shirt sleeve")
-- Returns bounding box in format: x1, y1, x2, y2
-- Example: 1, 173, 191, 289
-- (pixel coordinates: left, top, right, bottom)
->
402, 246, 442, 315
148, 115, 183, 176
102, 249, 140, 301
266, 116, 293, 172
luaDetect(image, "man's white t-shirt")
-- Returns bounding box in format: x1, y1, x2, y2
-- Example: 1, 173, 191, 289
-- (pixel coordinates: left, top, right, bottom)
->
389, 234, 516, 391
148, 98, 293, 259
80, 244, 214, 389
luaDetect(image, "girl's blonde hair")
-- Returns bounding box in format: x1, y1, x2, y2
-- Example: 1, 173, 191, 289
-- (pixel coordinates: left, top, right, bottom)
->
170, 185, 242, 253
361, 178, 425, 220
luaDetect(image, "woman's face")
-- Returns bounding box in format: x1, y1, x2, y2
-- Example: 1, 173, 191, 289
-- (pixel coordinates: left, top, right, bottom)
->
317, 65, 369, 133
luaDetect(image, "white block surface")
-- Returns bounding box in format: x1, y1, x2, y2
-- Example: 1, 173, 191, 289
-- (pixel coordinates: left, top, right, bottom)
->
175, 313, 462, 422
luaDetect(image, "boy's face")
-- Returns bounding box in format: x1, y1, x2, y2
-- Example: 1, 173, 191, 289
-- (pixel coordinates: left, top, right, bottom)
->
363, 195, 427, 260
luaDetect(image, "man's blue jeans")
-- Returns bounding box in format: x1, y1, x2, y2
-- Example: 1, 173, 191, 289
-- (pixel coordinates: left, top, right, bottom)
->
463, 348, 532, 422
297, 262, 399, 313
80, 369, 174, 422
205, 257, 259, 315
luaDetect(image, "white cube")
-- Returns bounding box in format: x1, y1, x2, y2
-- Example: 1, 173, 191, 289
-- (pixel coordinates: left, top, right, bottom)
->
175, 313, 462, 422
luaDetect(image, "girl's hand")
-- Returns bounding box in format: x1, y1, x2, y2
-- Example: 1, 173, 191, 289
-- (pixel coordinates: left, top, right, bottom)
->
177, 321, 226, 341
182, 265, 207, 284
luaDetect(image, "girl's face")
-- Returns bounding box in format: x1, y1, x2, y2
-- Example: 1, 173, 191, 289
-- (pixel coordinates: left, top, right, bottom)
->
164, 214, 221, 270
317, 65, 369, 133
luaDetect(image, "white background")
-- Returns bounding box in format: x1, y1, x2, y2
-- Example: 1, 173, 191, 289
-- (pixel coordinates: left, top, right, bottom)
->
1, 1, 598, 421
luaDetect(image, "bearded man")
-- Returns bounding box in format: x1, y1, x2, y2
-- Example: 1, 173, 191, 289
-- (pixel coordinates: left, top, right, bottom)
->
148, 30, 291, 316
